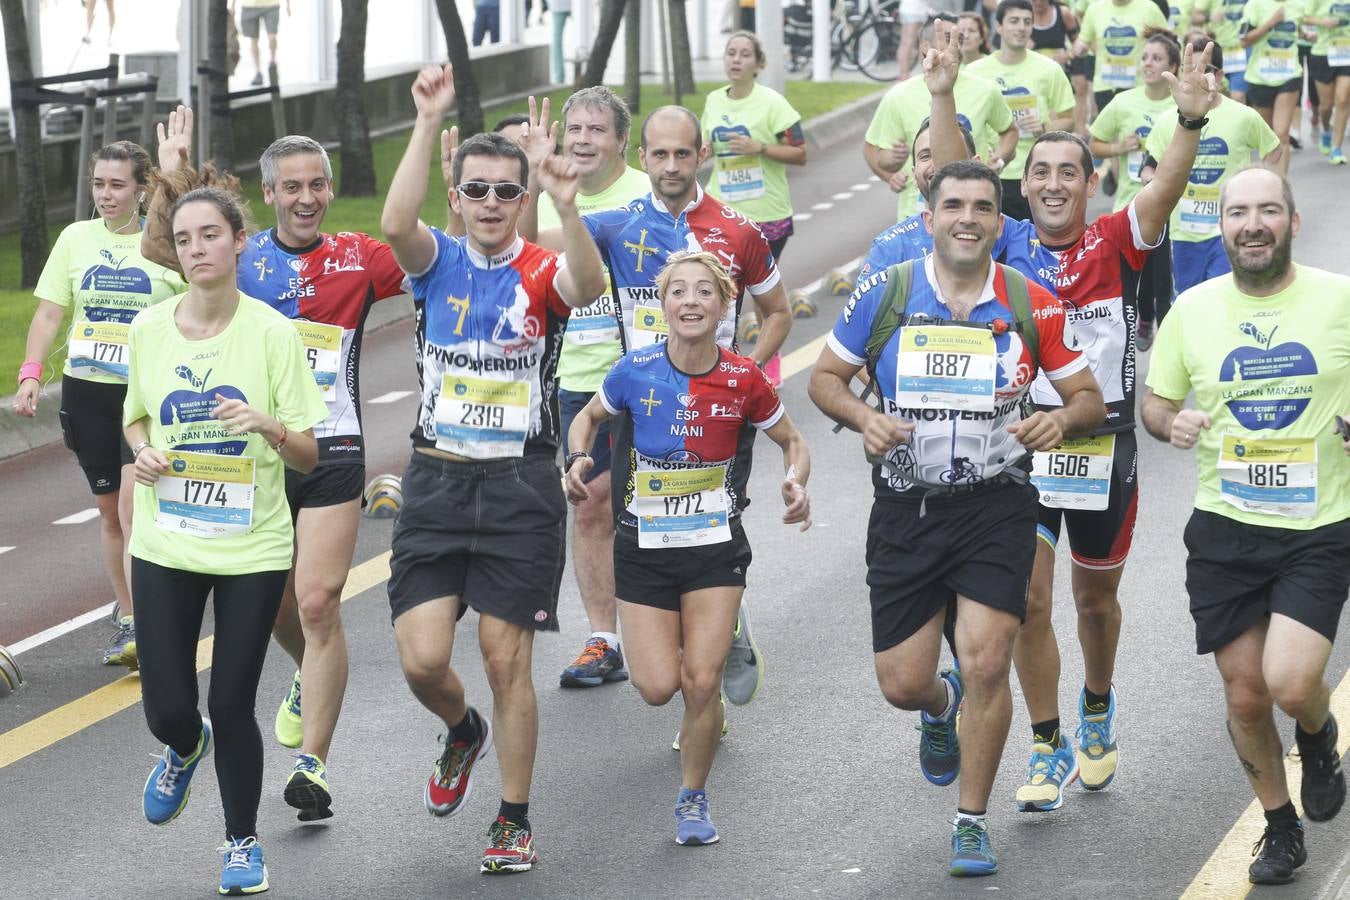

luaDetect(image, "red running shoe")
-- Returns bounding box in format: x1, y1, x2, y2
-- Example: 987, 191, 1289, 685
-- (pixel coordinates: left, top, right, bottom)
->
424, 707, 493, 817
481, 816, 539, 873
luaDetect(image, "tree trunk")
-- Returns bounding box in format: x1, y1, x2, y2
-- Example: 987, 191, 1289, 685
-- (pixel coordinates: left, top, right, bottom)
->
207, 0, 234, 171
667, 0, 695, 103
0, 0, 49, 287
336, 0, 376, 195
433, 0, 484, 136
623, 0, 641, 112
582, 0, 627, 86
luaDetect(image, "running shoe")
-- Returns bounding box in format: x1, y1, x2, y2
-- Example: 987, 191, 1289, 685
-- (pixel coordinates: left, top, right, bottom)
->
274, 671, 303, 749
102, 616, 137, 668
1137, 319, 1154, 352
673, 695, 729, 751
143, 717, 212, 825
1076, 686, 1118, 791
284, 753, 333, 822
949, 817, 998, 877
674, 788, 720, 845
250, 72, 264, 87
1248, 822, 1306, 885
559, 637, 629, 688
1297, 714, 1345, 822
917, 668, 962, 786
723, 602, 764, 706
763, 353, 783, 387
1332, 148, 1347, 166
1015, 735, 1080, 812
481, 817, 539, 873
1291, 134, 1303, 150
218, 836, 269, 895
1321, 129, 1333, 155
426, 707, 493, 817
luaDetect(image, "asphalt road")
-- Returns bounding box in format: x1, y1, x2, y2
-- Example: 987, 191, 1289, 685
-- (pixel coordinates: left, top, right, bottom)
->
2, 134, 1349, 900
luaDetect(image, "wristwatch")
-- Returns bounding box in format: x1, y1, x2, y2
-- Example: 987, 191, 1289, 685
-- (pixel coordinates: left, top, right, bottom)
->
1177, 111, 1209, 131
565, 451, 590, 471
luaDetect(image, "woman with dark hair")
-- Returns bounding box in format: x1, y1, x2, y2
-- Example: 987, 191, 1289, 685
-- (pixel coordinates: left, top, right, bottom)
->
13, 139, 184, 669
959, 11, 994, 60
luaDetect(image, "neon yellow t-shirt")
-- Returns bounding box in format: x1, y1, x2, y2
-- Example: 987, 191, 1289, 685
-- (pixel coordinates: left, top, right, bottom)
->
123, 294, 328, 575
538, 165, 651, 393
1078, 0, 1169, 92
1147, 265, 1350, 530
1090, 86, 1176, 211
967, 51, 1076, 180
864, 73, 1014, 220
1195, 0, 1252, 72
701, 82, 803, 223
1144, 95, 1280, 241
1244, 0, 1306, 86
1309, 0, 1350, 60
34, 219, 185, 384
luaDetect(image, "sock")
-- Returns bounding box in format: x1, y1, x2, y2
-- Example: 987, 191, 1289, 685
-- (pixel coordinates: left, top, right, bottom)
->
954, 808, 987, 827
592, 631, 620, 650
498, 799, 530, 827
1032, 718, 1061, 747
1083, 686, 1112, 712
924, 675, 956, 721
1295, 716, 1334, 747
449, 709, 479, 744
1264, 801, 1300, 831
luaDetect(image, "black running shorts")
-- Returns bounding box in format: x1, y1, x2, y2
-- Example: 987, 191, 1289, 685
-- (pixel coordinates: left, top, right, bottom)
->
1036, 430, 1139, 569
388, 452, 567, 631
613, 522, 752, 611
1246, 77, 1302, 108
1184, 509, 1350, 655
285, 463, 365, 518
59, 374, 133, 495
866, 480, 1039, 653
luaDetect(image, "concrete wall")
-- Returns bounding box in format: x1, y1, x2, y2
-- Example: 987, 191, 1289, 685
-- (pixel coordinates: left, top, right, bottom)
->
0, 44, 549, 232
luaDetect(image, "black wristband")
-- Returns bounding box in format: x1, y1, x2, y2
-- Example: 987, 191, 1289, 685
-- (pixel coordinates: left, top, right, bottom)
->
565, 451, 590, 471
1177, 111, 1209, 131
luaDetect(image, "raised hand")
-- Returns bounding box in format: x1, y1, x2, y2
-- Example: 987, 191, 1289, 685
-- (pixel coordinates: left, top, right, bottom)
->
156, 105, 194, 173
923, 23, 963, 96
1163, 41, 1221, 120
440, 125, 459, 193
412, 64, 456, 121
520, 95, 558, 171
537, 153, 581, 210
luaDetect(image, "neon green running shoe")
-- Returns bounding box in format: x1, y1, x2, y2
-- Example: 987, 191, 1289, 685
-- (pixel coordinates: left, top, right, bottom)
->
284, 752, 333, 822
274, 671, 303, 749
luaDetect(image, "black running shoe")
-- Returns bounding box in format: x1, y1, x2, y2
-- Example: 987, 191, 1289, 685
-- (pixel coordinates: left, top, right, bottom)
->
1248, 823, 1306, 885
1298, 714, 1346, 822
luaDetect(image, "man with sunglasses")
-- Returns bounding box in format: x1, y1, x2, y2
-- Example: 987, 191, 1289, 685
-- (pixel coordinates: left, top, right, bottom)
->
380, 63, 606, 876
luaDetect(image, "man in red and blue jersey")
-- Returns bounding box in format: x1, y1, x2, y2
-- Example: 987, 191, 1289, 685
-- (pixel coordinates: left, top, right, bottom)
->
380, 63, 606, 876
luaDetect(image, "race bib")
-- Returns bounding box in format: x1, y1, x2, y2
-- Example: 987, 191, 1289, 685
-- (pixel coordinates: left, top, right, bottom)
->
155, 450, 255, 537
717, 158, 766, 202
1101, 62, 1137, 87
68, 321, 130, 380
567, 271, 622, 346
1256, 46, 1298, 82
1224, 44, 1249, 74
1217, 433, 1317, 518
635, 465, 731, 548
1126, 150, 1145, 182
1179, 183, 1221, 236
1330, 37, 1350, 66
434, 374, 530, 458
1032, 434, 1115, 510
292, 320, 343, 402
896, 325, 997, 411
1006, 94, 1043, 138
632, 302, 670, 347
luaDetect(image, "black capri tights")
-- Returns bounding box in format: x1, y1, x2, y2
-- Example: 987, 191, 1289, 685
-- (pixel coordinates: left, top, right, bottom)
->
132, 557, 288, 839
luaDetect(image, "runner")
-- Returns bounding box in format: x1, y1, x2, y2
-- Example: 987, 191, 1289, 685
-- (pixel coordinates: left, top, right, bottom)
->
562, 105, 792, 710
1089, 29, 1180, 348
379, 63, 606, 875
1141, 166, 1349, 885
13, 138, 185, 669
702, 30, 807, 388
127, 173, 327, 897
1141, 35, 1281, 295
1030, 0, 1077, 67
1198, 0, 1254, 100
1242, 0, 1304, 174
1067, 0, 1097, 134
1305, 0, 1350, 162
959, 11, 994, 63
968, 0, 1077, 220
809, 159, 1105, 876
864, 13, 1019, 222
563, 250, 811, 845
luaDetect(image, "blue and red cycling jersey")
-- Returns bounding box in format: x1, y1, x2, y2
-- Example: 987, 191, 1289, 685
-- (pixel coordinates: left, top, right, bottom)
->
600, 344, 783, 528
858, 212, 1060, 293
238, 229, 405, 464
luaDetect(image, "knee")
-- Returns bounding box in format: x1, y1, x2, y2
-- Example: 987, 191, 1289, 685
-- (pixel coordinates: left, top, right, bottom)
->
574, 484, 613, 536
631, 667, 680, 706
959, 645, 1015, 697
1075, 587, 1121, 625
679, 662, 722, 709
295, 584, 342, 634
1022, 586, 1053, 631
1266, 671, 1324, 720
144, 699, 198, 744
482, 642, 531, 695
877, 669, 938, 711
1225, 679, 1274, 728
398, 642, 450, 695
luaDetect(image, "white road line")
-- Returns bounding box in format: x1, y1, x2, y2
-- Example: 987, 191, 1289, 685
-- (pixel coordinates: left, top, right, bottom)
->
842, 255, 865, 271
0, 547, 12, 555
869, 174, 882, 182
811, 201, 834, 211
850, 183, 872, 191
10, 602, 117, 656
52, 509, 100, 526
832, 192, 854, 200
799, 278, 824, 294
793, 212, 813, 222
368, 390, 414, 405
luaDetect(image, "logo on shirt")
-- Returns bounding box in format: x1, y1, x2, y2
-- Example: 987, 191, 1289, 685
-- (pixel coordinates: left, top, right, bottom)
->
624, 228, 661, 272
1219, 322, 1316, 429
641, 388, 663, 415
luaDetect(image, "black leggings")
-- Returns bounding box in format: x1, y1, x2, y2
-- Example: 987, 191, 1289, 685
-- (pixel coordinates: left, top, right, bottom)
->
132, 557, 288, 838
768, 233, 790, 261
1138, 234, 1174, 326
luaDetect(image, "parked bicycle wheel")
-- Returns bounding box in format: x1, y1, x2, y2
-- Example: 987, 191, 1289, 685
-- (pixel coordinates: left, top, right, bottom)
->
855, 19, 901, 80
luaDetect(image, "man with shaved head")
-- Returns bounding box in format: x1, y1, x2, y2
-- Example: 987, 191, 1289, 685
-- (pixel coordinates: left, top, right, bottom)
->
1143, 166, 1350, 886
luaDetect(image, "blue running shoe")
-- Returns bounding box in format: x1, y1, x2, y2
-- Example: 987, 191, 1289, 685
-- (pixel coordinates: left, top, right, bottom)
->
218, 836, 269, 895
917, 668, 962, 786
1322, 129, 1334, 155
1077, 687, 1119, 790
674, 788, 720, 845
143, 718, 212, 825
950, 817, 998, 877
1015, 735, 1080, 812
559, 637, 629, 688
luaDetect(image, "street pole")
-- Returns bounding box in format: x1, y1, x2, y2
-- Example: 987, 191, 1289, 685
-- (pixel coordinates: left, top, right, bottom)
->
811, 0, 830, 82
757, 0, 785, 92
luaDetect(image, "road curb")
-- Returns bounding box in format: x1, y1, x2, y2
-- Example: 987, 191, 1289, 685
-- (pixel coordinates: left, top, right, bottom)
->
0, 88, 884, 464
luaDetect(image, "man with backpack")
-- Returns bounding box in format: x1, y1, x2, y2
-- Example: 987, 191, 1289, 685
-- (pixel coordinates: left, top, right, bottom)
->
808, 159, 1105, 877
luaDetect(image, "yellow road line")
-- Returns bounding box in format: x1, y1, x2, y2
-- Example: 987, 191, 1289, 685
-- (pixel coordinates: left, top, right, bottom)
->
1181, 669, 1350, 899
0, 551, 391, 772
780, 333, 829, 382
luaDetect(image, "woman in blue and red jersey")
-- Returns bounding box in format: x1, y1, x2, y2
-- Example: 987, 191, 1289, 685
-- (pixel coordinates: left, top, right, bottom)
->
564, 250, 811, 847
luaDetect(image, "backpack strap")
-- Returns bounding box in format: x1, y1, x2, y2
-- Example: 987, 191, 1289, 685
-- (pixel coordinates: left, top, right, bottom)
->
996, 262, 1040, 368
863, 259, 916, 389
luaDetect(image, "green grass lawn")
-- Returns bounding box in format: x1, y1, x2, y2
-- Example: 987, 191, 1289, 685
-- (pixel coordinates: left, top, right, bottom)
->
1, 79, 880, 383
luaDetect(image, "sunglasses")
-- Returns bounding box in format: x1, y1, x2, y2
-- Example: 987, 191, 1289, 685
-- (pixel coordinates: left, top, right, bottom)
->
456, 181, 526, 202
